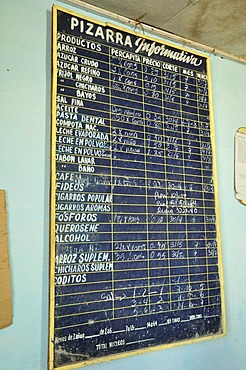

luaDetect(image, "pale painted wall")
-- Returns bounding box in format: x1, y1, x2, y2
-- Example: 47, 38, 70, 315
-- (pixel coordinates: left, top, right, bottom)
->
1, 1, 246, 369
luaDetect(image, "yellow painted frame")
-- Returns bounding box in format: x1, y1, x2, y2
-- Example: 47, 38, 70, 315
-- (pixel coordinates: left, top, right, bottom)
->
49, 4, 226, 369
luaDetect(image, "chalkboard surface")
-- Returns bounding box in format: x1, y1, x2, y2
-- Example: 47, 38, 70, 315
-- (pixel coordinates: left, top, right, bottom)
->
50, 5, 225, 369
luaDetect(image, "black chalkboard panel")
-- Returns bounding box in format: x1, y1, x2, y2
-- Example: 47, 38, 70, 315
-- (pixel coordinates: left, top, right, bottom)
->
49, 5, 225, 369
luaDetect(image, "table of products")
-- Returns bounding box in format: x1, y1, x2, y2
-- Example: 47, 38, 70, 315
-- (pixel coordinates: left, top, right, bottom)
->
50, 6, 224, 368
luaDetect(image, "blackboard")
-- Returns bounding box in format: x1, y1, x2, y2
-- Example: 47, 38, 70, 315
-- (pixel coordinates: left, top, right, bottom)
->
50, 5, 225, 369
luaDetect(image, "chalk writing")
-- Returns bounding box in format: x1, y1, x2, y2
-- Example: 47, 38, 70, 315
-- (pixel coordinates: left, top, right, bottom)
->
51, 6, 223, 369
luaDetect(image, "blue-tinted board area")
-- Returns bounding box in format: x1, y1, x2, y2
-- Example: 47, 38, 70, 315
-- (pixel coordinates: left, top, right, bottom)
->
51, 6, 224, 369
